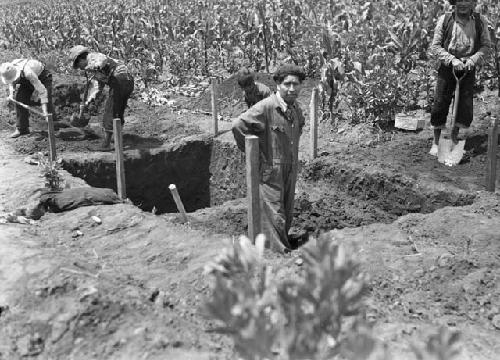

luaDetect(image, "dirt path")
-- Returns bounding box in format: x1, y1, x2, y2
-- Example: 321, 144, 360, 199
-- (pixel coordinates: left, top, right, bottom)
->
0, 137, 233, 359
1, 126, 499, 359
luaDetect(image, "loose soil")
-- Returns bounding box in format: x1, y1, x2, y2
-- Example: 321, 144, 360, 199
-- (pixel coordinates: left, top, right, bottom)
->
0, 70, 499, 359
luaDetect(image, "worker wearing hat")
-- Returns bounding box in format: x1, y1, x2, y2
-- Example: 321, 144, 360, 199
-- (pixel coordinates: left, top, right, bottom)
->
232, 63, 306, 252
428, 0, 491, 158
69, 45, 134, 151
0, 58, 56, 138
236, 67, 271, 108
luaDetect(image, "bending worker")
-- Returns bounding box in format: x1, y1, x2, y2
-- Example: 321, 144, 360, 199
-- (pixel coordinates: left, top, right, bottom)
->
428, 0, 491, 157
236, 67, 272, 108
69, 45, 134, 151
0, 58, 57, 138
232, 64, 306, 252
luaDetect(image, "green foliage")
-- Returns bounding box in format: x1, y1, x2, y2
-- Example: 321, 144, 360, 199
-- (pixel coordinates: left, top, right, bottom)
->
37, 152, 64, 191
411, 327, 462, 360
204, 233, 465, 360
1, 0, 499, 126
204, 233, 368, 360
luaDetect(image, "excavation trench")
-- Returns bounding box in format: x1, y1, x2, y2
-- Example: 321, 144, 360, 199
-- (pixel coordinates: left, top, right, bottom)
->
61, 136, 476, 233
61, 136, 246, 214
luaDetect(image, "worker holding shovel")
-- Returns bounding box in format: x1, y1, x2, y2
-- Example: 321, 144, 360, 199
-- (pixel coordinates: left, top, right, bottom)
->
429, 0, 491, 165
0, 58, 58, 138
68, 45, 134, 151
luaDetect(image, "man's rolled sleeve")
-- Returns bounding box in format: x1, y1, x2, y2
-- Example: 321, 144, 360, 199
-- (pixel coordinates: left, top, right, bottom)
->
85, 78, 104, 105
232, 102, 266, 152
469, 16, 492, 66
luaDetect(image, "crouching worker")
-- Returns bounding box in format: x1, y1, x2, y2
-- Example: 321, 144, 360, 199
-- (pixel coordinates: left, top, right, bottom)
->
237, 67, 272, 108
428, 0, 491, 157
69, 45, 134, 151
0, 59, 57, 138
232, 64, 306, 252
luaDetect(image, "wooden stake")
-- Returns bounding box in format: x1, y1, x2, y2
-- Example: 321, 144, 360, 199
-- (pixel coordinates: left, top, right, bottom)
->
245, 135, 261, 242
486, 116, 498, 192
211, 77, 218, 136
46, 113, 56, 162
310, 87, 319, 159
113, 119, 126, 199
169, 184, 188, 223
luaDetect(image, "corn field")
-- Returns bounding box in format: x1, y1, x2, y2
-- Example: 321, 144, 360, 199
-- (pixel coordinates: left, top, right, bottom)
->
1, 0, 499, 124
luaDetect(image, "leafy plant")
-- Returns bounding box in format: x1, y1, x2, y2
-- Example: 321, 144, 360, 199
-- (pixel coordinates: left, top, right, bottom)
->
204, 233, 465, 360
37, 153, 65, 191
203, 233, 368, 360
411, 327, 462, 360
1, 0, 498, 128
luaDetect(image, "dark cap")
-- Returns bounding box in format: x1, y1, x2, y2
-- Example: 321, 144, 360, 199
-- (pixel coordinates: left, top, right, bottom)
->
236, 67, 255, 87
273, 64, 306, 83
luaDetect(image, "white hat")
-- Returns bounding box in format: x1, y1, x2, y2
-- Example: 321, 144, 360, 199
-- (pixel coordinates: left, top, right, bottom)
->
0, 62, 21, 85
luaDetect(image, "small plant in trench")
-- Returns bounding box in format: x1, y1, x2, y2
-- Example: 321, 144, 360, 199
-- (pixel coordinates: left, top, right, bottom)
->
37, 153, 65, 191
203, 233, 465, 360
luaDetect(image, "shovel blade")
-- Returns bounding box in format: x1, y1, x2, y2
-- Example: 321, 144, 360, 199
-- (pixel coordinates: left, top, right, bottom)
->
444, 140, 466, 167
437, 137, 453, 164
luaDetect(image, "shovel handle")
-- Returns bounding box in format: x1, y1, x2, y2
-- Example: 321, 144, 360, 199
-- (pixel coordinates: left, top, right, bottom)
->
452, 67, 467, 82
78, 104, 85, 117
451, 68, 467, 129
8, 98, 47, 117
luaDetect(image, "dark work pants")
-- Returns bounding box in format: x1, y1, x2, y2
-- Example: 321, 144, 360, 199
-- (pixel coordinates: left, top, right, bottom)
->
15, 69, 57, 131
102, 73, 134, 132
430, 64, 475, 129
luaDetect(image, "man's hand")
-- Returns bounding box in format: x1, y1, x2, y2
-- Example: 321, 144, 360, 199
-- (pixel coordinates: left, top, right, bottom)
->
451, 58, 465, 72
465, 58, 475, 71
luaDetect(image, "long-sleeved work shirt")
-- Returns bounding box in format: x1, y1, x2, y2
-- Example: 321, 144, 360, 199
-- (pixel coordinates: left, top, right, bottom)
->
429, 12, 491, 66
233, 92, 304, 166
8, 59, 48, 103
83, 52, 129, 105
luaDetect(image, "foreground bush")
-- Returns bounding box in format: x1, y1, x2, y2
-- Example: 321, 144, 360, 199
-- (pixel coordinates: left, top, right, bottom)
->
203, 233, 462, 360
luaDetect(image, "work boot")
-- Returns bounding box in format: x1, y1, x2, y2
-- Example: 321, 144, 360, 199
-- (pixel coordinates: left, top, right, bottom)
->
10, 128, 29, 138
429, 143, 438, 157
94, 132, 113, 151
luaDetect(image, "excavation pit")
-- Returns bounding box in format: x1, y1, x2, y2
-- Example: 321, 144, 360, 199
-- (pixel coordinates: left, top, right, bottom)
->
61, 136, 246, 215
60, 135, 476, 236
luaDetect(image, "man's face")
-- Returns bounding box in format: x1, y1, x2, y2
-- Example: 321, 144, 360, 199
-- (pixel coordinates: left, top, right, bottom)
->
75, 57, 88, 70
277, 75, 302, 104
455, 0, 475, 16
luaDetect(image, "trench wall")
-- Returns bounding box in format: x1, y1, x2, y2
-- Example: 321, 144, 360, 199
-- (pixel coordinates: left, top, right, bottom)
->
62, 137, 214, 213
61, 136, 476, 223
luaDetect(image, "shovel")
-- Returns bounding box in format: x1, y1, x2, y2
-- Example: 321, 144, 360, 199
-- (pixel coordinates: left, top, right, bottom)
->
437, 68, 467, 166
70, 104, 87, 127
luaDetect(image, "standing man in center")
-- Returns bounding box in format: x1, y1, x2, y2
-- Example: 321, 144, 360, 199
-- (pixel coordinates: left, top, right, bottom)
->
232, 64, 306, 252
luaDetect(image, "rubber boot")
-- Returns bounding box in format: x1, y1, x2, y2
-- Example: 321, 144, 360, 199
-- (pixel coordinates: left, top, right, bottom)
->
94, 131, 113, 151
10, 128, 29, 138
